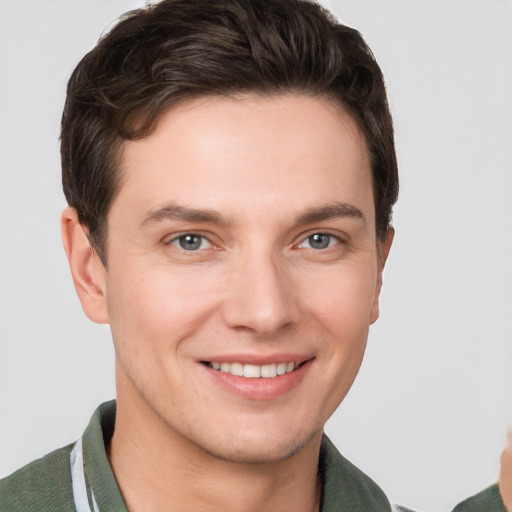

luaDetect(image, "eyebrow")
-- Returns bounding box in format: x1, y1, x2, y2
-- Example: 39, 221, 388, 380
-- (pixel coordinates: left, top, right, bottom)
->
141, 203, 230, 227
295, 202, 366, 227
141, 201, 365, 229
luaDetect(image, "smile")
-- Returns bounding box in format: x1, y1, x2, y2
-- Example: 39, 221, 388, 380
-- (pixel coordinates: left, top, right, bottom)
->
204, 361, 300, 378
201, 357, 313, 400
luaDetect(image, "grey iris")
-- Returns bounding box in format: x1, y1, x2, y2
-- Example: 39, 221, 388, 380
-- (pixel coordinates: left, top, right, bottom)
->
179, 234, 202, 250
309, 233, 331, 249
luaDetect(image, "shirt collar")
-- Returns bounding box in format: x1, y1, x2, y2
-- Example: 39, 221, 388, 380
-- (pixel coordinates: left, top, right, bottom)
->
80, 400, 391, 512
82, 401, 128, 511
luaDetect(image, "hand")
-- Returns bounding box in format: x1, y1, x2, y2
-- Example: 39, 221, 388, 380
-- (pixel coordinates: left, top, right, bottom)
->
499, 427, 512, 509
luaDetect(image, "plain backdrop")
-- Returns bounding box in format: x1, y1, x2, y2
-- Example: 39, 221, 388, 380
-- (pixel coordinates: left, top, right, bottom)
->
0, 1, 511, 511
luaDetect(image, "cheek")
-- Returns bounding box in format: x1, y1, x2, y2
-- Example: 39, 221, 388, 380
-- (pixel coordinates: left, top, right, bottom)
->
105, 263, 223, 347
301, 263, 378, 333
302, 263, 377, 403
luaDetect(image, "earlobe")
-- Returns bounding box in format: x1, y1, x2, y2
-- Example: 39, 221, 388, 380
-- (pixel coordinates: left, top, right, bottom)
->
370, 227, 395, 325
61, 207, 109, 324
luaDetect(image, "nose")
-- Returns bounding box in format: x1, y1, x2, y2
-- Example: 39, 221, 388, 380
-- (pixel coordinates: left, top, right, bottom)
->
220, 248, 301, 336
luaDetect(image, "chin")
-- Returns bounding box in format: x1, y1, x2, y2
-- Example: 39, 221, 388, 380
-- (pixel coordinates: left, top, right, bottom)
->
189, 426, 320, 464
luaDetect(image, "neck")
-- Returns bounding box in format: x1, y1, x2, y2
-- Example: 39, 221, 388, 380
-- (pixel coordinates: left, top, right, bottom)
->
108, 389, 322, 512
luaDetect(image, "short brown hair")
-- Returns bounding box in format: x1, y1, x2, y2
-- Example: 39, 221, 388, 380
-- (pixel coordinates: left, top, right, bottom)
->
61, 0, 398, 263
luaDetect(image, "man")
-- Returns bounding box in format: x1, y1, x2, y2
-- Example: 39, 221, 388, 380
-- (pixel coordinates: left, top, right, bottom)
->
452, 429, 512, 512
0, 0, 400, 510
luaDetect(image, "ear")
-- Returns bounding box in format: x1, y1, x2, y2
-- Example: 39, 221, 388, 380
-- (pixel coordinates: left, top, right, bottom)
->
370, 227, 394, 325
61, 207, 109, 324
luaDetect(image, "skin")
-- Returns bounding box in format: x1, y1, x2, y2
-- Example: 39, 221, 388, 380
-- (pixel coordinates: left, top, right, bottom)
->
62, 94, 393, 512
500, 428, 512, 508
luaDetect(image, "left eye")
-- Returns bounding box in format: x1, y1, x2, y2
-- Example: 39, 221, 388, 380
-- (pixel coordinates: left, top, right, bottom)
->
170, 234, 212, 251
298, 233, 339, 250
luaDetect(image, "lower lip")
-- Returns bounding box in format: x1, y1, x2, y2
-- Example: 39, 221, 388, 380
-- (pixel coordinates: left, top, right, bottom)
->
202, 359, 313, 401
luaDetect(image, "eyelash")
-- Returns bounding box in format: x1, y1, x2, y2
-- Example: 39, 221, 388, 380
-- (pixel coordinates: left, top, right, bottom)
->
296, 232, 342, 250
165, 231, 343, 252
167, 233, 214, 251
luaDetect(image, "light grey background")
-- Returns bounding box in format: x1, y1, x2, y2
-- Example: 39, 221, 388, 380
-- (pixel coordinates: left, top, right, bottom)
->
1, 1, 511, 511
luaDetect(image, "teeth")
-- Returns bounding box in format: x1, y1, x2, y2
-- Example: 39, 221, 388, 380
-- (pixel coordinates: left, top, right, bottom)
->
230, 362, 244, 376
208, 361, 297, 378
243, 364, 261, 378
276, 363, 287, 375
261, 364, 277, 378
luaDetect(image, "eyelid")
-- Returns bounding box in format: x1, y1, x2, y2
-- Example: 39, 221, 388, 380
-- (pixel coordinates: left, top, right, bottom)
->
294, 229, 346, 248
163, 231, 217, 250
299, 234, 339, 250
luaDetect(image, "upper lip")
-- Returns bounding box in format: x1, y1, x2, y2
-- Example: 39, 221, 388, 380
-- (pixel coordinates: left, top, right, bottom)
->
199, 353, 314, 366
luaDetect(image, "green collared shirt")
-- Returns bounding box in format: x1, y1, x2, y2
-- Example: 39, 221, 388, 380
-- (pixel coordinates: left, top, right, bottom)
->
0, 400, 392, 511
452, 484, 507, 512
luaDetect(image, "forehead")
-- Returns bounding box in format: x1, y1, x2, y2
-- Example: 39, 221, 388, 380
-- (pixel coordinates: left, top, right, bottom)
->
114, 94, 374, 228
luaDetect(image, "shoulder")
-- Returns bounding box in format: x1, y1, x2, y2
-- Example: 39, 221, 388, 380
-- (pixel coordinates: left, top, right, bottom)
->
320, 435, 391, 511
0, 444, 75, 511
452, 484, 507, 512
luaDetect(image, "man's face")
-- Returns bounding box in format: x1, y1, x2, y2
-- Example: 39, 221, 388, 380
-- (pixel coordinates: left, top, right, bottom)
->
99, 94, 390, 462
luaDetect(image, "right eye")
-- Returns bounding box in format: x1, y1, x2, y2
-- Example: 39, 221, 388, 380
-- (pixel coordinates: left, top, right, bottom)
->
168, 233, 213, 251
